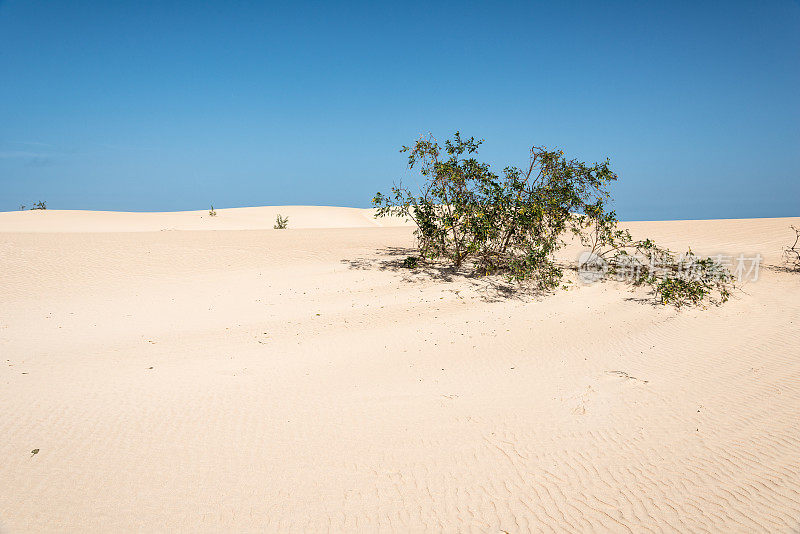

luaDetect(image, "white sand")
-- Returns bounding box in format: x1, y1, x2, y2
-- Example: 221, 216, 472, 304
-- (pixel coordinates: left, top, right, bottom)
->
1, 207, 799, 532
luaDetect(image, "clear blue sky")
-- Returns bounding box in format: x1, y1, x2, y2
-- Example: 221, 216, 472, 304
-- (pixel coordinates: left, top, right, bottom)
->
1, 1, 798, 219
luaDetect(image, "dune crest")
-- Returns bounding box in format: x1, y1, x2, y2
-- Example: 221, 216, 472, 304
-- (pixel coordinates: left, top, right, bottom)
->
0, 206, 413, 233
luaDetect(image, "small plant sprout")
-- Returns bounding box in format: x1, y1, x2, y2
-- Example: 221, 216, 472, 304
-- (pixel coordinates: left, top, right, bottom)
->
274, 214, 289, 229
209, 205, 217, 217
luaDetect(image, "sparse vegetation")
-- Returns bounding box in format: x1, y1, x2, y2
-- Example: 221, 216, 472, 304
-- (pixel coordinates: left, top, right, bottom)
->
30, 201, 47, 210
209, 205, 217, 217
19, 204, 26, 210
623, 246, 731, 307
580, 226, 733, 307
274, 214, 289, 229
374, 132, 732, 307
785, 226, 800, 271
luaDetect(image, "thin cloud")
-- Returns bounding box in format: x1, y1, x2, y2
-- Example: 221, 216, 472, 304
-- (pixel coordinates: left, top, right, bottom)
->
17, 141, 54, 148
0, 147, 61, 166
99, 143, 156, 152
0, 151, 46, 159
25, 157, 57, 168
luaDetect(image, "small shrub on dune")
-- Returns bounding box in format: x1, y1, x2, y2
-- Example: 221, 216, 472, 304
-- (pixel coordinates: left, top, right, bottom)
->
30, 201, 47, 210
604, 243, 732, 307
373, 132, 732, 307
580, 225, 732, 307
209, 205, 217, 217
274, 214, 289, 229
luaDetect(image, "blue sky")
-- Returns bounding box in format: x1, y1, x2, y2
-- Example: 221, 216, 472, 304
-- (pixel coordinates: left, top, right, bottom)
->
1, 1, 798, 219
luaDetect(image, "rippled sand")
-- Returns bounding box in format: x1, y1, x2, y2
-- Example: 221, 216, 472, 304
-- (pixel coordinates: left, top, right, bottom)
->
1, 207, 798, 532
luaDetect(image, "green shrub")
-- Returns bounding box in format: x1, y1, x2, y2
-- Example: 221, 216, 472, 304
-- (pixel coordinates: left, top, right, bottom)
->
595, 239, 732, 307
647, 255, 732, 307
374, 132, 732, 307
209, 205, 217, 217
656, 278, 706, 307
30, 201, 47, 210
274, 214, 289, 229
374, 132, 618, 287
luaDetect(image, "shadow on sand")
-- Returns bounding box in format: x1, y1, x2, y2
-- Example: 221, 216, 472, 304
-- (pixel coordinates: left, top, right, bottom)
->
763, 262, 800, 274
341, 246, 549, 303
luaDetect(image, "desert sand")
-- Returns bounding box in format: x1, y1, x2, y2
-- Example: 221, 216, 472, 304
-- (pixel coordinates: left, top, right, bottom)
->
1, 207, 799, 532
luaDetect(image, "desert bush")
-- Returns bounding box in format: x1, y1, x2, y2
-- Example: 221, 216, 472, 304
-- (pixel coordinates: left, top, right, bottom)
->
576, 213, 732, 307
209, 205, 217, 217
785, 226, 800, 270
374, 132, 732, 307
374, 132, 617, 287
603, 241, 732, 307
30, 201, 47, 210
274, 214, 289, 229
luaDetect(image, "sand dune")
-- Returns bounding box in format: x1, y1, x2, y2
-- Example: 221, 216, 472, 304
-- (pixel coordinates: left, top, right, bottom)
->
1, 209, 799, 532
0, 206, 412, 233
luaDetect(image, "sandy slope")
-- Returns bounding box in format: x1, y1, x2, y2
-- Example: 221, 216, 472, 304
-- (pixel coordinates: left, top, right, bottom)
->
1, 208, 799, 532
